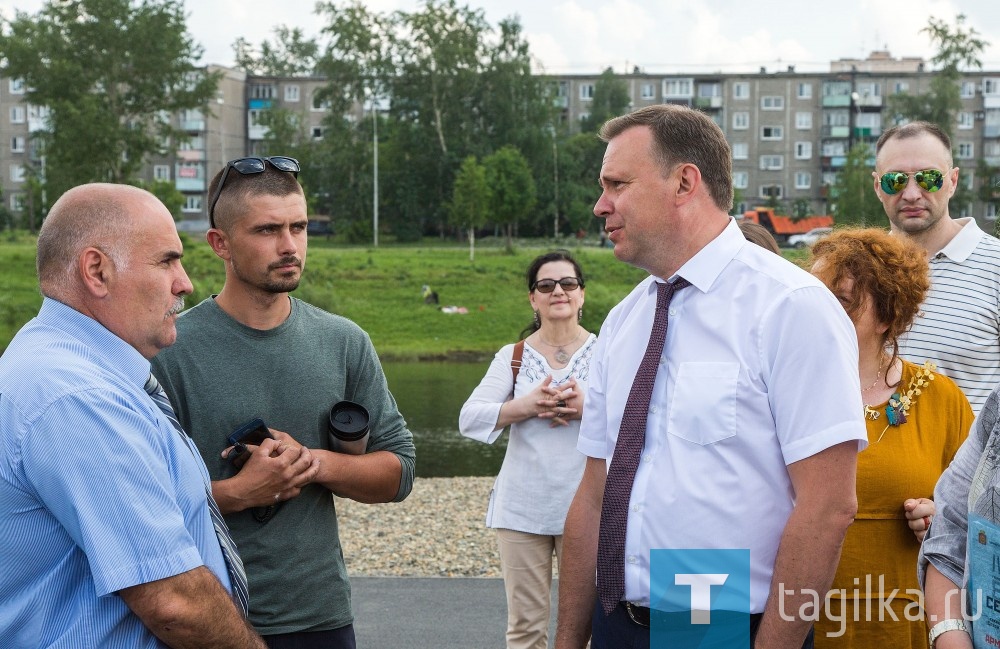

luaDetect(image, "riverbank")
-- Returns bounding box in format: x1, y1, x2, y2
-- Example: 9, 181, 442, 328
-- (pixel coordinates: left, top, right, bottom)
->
336, 476, 503, 577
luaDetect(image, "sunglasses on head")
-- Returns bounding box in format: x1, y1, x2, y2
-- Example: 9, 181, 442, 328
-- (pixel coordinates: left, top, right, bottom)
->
878, 169, 944, 195
531, 277, 583, 293
208, 156, 301, 227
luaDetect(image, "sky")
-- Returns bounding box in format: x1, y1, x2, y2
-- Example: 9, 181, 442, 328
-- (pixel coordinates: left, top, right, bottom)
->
1, 0, 1000, 74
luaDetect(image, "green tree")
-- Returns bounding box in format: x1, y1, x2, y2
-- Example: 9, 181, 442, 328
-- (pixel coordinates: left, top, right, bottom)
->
483, 146, 536, 251
830, 144, 886, 226
0, 0, 218, 202
581, 68, 631, 133
233, 26, 321, 76
448, 156, 490, 260
887, 15, 987, 138
135, 179, 186, 220
558, 132, 605, 233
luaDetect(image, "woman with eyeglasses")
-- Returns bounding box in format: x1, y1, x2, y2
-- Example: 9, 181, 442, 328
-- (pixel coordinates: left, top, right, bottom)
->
460, 250, 596, 649
809, 229, 973, 649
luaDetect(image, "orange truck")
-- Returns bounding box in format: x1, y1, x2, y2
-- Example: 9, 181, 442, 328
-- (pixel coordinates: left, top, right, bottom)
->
740, 207, 834, 247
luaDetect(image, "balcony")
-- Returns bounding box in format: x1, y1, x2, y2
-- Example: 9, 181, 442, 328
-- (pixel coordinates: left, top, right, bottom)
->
822, 126, 850, 138
180, 119, 205, 131
694, 96, 723, 109
985, 96, 1000, 109
985, 125, 1000, 138
821, 156, 847, 169
176, 149, 205, 162
822, 95, 851, 108
552, 96, 568, 109
855, 95, 882, 108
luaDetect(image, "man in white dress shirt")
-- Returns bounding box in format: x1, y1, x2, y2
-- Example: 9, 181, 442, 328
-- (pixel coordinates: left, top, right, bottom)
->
554, 104, 867, 649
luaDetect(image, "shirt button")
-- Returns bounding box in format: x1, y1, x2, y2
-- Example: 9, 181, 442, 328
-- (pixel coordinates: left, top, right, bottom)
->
669, 308, 677, 316
628, 556, 637, 564
650, 405, 658, 414
643, 455, 651, 463
659, 356, 666, 364
632, 503, 641, 512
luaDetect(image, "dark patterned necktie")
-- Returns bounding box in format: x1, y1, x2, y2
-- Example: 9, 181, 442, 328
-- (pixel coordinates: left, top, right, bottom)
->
597, 278, 690, 615
144, 374, 250, 617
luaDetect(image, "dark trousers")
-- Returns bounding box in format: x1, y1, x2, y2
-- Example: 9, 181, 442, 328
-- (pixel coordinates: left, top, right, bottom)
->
591, 602, 814, 649
262, 626, 356, 649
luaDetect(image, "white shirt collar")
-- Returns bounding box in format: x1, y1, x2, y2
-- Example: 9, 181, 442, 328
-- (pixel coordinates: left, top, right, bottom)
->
652, 218, 743, 294
937, 217, 983, 262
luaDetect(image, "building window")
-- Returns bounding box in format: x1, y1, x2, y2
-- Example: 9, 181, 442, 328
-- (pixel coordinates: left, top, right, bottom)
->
958, 112, 974, 130
662, 79, 693, 97
987, 203, 998, 220
733, 171, 749, 189
10, 136, 25, 153
732, 142, 748, 160
579, 84, 595, 100
10, 164, 26, 183
822, 141, 847, 156
795, 112, 812, 129
797, 83, 812, 99
894, 81, 910, 94
761, 125, 783, 140
641, 83, 655, 100
759, 184, 783, 199
578, 112, 590, 123
795, 141, 812, 159
153, 165, 170, 181
312, 91, 332, 111
733, 82, 749, 100
759, 155, 784, 170
249, 84, 275, 100
795, 172, 812, 189
961, 172, 974, 191
957, 142, 974, 159
959, 204, 972, 218
985, 79, 1000, 95
823, 110, 849, 127
10, 193, 26, 211
284, 85, 300, 102
698, 83, 721, 98
9, 78, 25, 94
761, 96, 784, 110
733, 112, 749, 130
182, 195, 202, 213
961, 81, 976, 98
312, 127, 323, 140
10, 106, 26, 124
857, 82, 881, 98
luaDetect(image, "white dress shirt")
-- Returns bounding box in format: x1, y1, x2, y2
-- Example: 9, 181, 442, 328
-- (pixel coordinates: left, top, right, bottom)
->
578, 218, 867, 612
461, 337, 596, 535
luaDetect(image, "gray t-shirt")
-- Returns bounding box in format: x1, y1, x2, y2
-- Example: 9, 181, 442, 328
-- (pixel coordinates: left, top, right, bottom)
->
152, 296, 415, 635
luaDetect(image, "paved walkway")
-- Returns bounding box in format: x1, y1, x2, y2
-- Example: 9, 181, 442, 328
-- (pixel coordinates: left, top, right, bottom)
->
352, 577, 558, 649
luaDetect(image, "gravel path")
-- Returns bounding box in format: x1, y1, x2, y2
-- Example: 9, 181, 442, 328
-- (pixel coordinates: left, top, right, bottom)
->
336, 477, 503, 577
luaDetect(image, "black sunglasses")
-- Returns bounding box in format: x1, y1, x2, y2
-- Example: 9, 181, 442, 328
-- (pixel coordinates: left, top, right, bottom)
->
878, 169, 944, 195
208, 156, 301, 227
531, 277, 583, 293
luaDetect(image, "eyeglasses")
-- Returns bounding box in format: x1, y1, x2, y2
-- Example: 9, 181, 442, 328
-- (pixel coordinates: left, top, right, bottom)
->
531, 277, 583, 293
208, 156, 301, 227
878, 169, 944, 195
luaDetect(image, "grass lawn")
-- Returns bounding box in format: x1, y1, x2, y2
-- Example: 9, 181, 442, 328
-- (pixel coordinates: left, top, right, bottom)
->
0, 232, 811, 359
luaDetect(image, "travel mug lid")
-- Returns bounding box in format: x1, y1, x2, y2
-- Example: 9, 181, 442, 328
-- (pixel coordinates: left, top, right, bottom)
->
328, 401, 370, 442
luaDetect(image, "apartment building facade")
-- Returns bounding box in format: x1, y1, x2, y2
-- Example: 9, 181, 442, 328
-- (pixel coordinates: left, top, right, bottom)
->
2, 51, 999, 229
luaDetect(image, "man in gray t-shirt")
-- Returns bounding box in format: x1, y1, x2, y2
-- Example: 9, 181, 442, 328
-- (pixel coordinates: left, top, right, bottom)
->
152, 157, 415, 649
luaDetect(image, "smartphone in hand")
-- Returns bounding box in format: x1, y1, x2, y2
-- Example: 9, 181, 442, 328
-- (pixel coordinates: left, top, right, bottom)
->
227, 418, 274, 464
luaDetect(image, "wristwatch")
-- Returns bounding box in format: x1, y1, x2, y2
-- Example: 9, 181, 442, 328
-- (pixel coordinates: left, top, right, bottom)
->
928, 618, 968, 648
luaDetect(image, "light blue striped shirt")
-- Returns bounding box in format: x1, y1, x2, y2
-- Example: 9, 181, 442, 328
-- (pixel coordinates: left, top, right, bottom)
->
0, 298, 230, 648
898, 218, 1000, 415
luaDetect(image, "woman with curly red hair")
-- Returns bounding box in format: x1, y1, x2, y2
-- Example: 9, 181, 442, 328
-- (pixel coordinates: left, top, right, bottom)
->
811, 228, 973, 648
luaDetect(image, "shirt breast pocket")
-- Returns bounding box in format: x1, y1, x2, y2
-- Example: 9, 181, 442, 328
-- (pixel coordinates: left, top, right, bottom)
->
667, 361, 739, 445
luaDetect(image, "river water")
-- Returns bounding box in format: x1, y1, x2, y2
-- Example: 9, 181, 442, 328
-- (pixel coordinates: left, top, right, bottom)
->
382, 360, 507, 478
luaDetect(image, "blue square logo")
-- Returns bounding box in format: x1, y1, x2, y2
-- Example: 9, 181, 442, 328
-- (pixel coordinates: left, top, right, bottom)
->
650, 549, 751, 649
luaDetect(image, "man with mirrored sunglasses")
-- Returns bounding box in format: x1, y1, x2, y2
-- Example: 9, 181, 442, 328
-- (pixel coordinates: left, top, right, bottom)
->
873, 121, 1000, 415
151, 157, 416, 649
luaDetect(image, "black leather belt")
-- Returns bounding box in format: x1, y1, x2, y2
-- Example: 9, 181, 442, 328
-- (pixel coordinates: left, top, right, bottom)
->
622, 603, 763, 632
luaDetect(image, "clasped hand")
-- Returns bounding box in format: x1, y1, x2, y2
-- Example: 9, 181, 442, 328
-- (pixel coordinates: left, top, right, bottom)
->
221, 429, 321, 510
534, 375, 583, 427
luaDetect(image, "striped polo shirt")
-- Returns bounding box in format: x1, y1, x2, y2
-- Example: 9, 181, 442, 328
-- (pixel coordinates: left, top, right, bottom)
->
899, 218, 1000, 415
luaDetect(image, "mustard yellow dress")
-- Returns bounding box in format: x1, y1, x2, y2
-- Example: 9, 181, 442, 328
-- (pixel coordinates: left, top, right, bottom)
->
815, 361, 973, 648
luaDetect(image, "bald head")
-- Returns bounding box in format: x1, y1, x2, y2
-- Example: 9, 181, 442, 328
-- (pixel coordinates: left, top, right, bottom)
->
36, 183, 160, 298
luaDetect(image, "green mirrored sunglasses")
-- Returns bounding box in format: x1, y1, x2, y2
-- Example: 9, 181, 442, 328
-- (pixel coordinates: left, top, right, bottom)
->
878, 169, 944, 195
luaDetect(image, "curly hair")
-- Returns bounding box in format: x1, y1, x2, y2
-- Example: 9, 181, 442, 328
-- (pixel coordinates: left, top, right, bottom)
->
810, 228, 929, 366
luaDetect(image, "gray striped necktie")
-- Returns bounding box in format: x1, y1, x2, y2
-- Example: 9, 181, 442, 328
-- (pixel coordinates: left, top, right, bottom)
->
144, 374, 250, 617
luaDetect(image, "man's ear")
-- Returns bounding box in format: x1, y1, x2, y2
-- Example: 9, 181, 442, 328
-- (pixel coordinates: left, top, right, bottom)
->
675, 163, 701, 206
78, 247, 112, 298
206, 228, 231, 261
